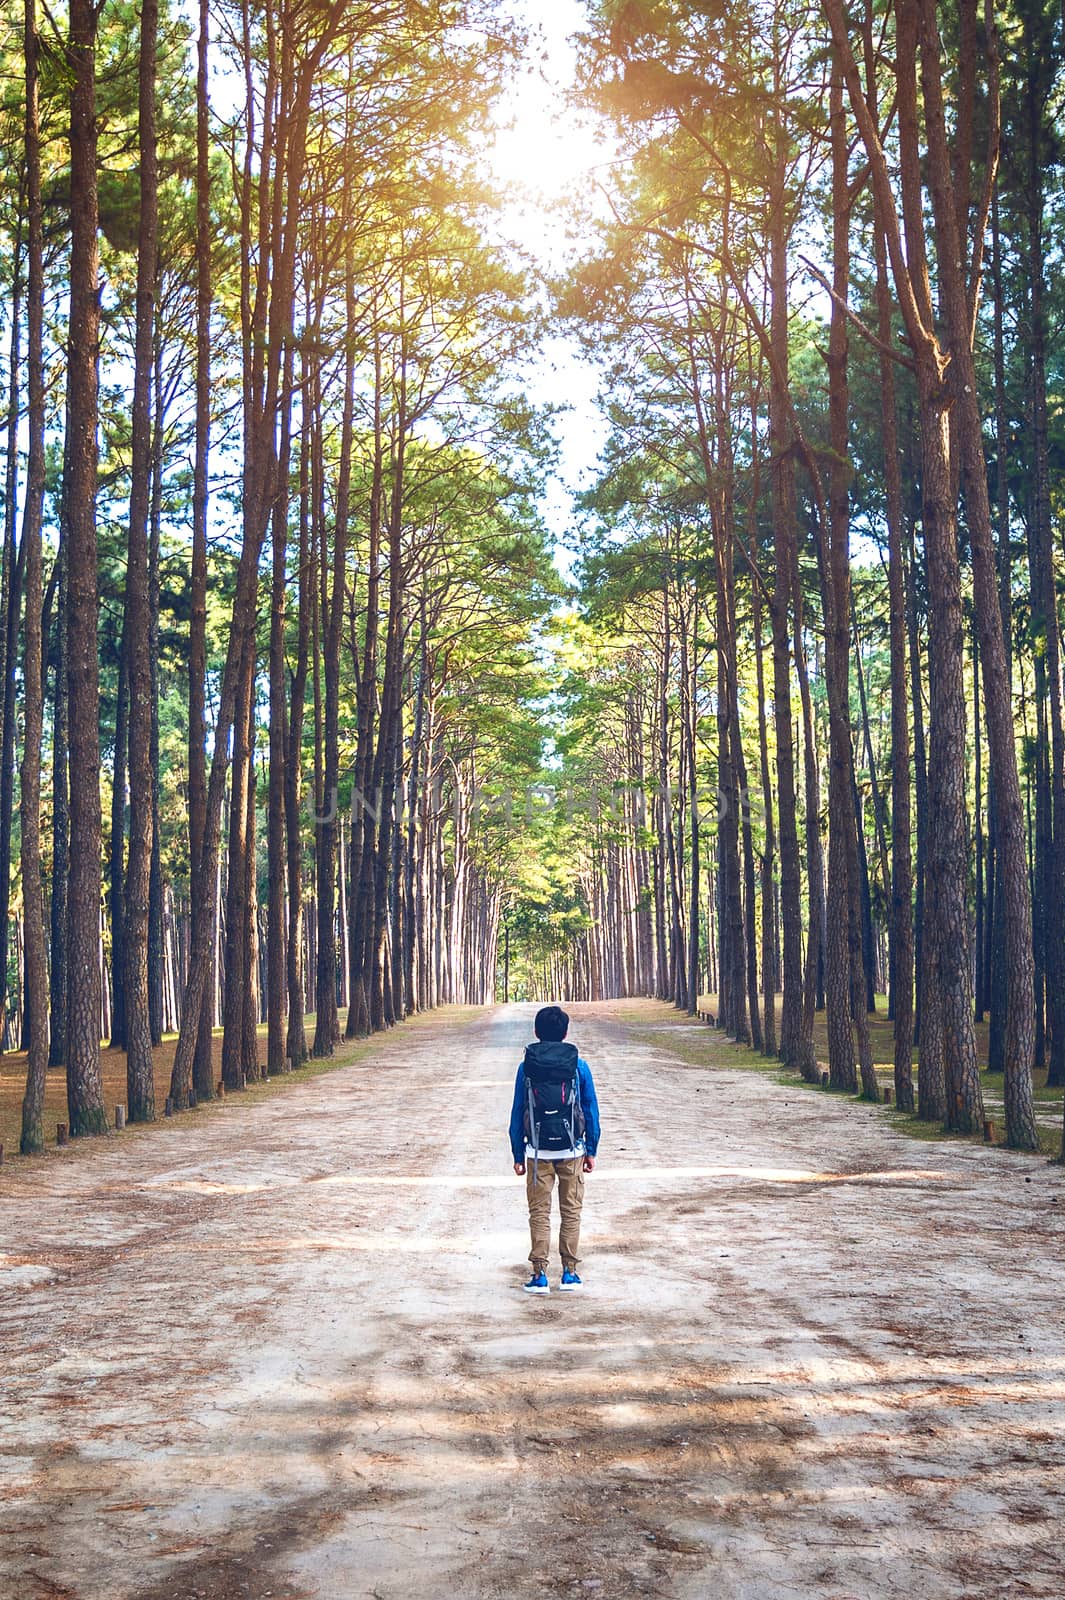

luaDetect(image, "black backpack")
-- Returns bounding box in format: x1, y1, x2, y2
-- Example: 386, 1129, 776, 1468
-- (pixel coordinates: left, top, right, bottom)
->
523, 1041, 585, 1160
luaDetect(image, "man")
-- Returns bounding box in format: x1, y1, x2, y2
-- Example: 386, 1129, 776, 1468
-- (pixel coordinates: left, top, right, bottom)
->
509, 1004, 600, 1294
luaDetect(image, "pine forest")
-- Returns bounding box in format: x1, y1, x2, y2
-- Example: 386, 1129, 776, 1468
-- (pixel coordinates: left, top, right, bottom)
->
1, 0, 1064, 1167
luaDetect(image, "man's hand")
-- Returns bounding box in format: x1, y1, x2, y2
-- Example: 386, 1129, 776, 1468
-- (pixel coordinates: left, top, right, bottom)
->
582, 1155, 596, 1173
514, 1161, 526, 1176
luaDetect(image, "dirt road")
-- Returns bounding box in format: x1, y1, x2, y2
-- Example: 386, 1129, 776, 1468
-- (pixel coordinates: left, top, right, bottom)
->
2, 1001, 1064, 1600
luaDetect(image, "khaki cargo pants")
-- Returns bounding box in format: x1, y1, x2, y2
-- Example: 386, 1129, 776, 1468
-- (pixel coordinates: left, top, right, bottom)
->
526, 1157, 584, 1273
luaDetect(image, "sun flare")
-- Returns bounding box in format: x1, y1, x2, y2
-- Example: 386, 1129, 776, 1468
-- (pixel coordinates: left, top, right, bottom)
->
486, 83, 612, 205
481, 0, 617, 232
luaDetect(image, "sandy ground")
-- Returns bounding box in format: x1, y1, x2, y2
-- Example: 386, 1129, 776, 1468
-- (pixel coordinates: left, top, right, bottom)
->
2, 999, 1065, 1600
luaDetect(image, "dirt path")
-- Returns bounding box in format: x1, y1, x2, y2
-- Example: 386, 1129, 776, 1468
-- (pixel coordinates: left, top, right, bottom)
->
3, 1000, 1064, 1600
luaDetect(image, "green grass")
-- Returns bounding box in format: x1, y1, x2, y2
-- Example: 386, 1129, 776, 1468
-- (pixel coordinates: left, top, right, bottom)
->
620, 995, 1063, 1161
981, 1069, 1065, 1106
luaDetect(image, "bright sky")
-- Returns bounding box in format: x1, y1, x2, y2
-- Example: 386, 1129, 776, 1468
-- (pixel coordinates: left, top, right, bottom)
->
484, 0, 614, 252
480, 0, 619, 578
204, 0, 616, 579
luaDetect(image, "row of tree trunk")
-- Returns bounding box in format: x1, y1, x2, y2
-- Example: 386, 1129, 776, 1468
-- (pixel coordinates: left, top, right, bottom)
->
536, 0, 1062, 1157
7, 1, 526, 1153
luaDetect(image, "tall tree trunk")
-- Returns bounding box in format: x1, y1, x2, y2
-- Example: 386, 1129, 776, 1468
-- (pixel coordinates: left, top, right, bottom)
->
108, 626, 128, 1049
752, 572, 776, 1056
697, 345, 747, 1040
389, 713, 406, 1019
168, 6, 343, 1105
312, 233, 355, 1057
824, 0, 984, 1131
793, 574, 824, 1083
732, 648, 763, 1053
852, 609, 890, 999
986, 193, 1010, 1078
852, 765, 876, 1016
713, 518, 743, 1037
267, 346, 294, 1075
285, 332, 312, 1069
657, 601, 685, 1011
821, 58, 878, 1099
768, 120, 804, 1068
904, 497, 928, 1054
404, 592, 429, 1017
917, 0, 1035, 1145
346, 344, 384, 1038
221, 642, 255, 1089
64, 0, 108, 1135
0, 210, 24, 1055
974, 626, 985, 1023
147, 349, 164, 1048
124, 0, 159, 1124
870, 174, 914, 1110
19, 0, 50, 1151
685, 624, 702, 1024
1032, 666, 1049, 1068
1022, 7, 1065, 1089
242, 697, 260, 1081
368, 472, 407, 1030
185, 0, 214, 1105
49, 497, 69, 1068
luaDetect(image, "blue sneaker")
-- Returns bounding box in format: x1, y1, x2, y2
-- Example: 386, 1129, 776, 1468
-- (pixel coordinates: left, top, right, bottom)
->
522, 1271, 550, 1295
559, 1270, 582, 1291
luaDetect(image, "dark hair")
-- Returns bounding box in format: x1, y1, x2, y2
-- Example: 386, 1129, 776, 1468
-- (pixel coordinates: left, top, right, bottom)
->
534, 1005, 570, 1042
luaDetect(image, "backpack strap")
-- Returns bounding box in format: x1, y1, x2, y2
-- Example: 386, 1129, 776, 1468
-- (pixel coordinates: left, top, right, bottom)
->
525, 1061, 540, 1185
572, 1061, 584, 1145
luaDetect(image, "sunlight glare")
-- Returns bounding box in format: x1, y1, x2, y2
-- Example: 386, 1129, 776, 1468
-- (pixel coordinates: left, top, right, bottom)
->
482, 0, 616, 256
487, 81, 610, 205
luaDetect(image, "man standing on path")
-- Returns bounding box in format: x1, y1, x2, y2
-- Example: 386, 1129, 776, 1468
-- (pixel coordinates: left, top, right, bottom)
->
509, 1005, 600, 1295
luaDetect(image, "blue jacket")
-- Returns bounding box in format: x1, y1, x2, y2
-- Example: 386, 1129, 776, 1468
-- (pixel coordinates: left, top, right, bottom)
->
509, 1052, 600, 1163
